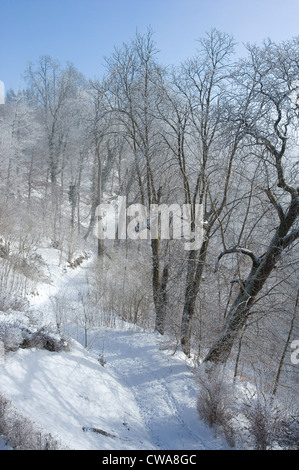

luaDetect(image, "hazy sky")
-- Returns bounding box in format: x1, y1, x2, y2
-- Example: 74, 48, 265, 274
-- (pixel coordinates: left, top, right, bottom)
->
1, 0, 299, 92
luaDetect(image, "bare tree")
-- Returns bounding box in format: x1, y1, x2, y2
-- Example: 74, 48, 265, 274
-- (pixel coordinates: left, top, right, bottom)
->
105, 28, 174, 334
162, 30, 244, 356
82, 80, 114, 256
25, 56, 83, 187
204, 38, 299, 364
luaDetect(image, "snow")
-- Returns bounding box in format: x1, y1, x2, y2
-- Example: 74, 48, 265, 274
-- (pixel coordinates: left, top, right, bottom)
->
98, 329, 226, 450
0, 247, 230, 450
0, 329, 229, 450
0, 437, 10, 450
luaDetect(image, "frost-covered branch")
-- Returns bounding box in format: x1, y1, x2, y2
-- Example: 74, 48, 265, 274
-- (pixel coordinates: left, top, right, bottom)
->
215, 246, 261, 272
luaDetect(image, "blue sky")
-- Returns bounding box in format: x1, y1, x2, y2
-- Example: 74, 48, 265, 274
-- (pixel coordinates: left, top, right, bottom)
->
1, 0, 299, 92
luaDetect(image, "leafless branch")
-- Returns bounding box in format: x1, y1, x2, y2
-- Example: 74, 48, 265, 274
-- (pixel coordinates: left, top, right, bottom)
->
215, 245, 261, 272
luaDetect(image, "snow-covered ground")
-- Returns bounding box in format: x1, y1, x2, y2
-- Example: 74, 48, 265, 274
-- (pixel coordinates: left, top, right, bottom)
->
0, 246, 230, 450
0, 328, 230, 450
0, 437, 11, 450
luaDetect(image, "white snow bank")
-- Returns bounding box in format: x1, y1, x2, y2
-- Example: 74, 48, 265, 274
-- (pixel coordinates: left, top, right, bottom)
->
0, 437, 11, 450
0, 327, 229, 450
0, 339, 153, 450
0, 246, 230, 450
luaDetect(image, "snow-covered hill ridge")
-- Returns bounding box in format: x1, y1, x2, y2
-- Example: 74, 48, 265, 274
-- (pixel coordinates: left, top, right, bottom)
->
0, 247, 229, 450
0, 328, 229, 450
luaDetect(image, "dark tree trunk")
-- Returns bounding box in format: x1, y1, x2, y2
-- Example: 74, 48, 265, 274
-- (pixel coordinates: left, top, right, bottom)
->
152, 239, 169, 335
181, 240, 208, 356
204, 194, 299, 364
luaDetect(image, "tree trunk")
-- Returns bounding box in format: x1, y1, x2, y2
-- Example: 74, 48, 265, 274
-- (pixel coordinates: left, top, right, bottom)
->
204, 289, 251, 364
180, 240, 208, 356
154, 264, 169, 335
272, 287, 299, 395
152, 239, 170, 335
204, 207, 299, 365
97, 153, 104, 257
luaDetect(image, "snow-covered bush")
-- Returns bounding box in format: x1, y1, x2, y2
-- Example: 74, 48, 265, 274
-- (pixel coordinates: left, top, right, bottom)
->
1, 326, 23, 352
10, 251, 49, 283
0, 318, 70, 353
20, 326, 70, 352
276, 415, 299, 450
242, 394, 299, 450
87, 250, 154, 329
196, 363, 237, 447
0, 393, 10, 435
196, 366, 299, 450
0, 291, 29, 313
49, 292, 72, 331
0, 392, 62, 450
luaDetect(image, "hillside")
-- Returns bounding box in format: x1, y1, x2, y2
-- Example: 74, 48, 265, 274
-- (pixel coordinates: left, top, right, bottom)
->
0, 248, 229, 451
1, 29, 299, 452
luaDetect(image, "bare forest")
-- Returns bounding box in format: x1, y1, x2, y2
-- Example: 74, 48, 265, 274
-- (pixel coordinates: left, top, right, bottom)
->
0, 29, 298, 450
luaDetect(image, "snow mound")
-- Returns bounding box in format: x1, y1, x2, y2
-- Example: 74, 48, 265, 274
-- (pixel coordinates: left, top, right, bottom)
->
1, 327, 229, 450
0, 339, 153, 450
0, 247, 229, 450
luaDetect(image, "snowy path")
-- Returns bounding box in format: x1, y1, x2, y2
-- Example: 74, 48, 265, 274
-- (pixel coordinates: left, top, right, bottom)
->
0, 250, 229, 450
32, 251, 228, 450
93, 329, 226, 450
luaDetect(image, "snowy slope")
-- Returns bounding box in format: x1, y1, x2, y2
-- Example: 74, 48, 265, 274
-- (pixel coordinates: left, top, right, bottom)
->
0, 247, 230, 450
93, 329, 229, 450
0, 338, 153, 450
0, 328, 230, 450
0, 437, 10, 450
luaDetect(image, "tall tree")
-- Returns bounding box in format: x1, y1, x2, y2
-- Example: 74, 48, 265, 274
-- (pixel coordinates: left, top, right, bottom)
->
204, 38, 299, 364
106, 29, 173, 333
25, 56, 83, 188
163, 30, 244, 356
